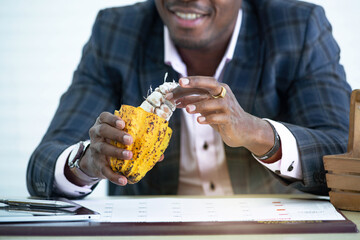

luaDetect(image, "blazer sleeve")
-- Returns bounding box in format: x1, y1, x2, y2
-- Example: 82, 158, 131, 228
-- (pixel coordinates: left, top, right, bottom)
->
26, 11, 120, 198
281, 6, 352, 195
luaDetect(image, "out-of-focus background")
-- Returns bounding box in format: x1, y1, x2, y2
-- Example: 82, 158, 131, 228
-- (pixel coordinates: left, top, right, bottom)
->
0, 0, 359, 198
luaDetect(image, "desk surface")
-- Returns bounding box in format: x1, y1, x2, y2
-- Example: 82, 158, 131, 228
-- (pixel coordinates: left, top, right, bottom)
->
1, 194, 359, 240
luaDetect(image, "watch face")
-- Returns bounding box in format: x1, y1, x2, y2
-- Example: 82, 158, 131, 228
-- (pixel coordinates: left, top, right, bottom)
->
68, 142, 83, 168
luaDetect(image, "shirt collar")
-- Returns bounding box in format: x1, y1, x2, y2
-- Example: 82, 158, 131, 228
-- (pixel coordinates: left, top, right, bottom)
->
164, 9, 242, 80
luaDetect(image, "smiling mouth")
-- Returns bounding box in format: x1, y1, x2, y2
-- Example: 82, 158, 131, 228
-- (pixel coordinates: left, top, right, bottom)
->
175, 12, 203, 20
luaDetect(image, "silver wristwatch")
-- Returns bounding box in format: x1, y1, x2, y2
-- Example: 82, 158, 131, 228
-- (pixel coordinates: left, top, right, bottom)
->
68, 140, 99, 185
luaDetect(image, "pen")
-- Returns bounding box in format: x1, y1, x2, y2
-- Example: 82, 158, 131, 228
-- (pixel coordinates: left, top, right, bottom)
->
0, 199, 75, 209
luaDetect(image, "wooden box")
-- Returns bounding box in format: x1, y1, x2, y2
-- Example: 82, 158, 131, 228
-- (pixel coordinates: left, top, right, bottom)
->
323, 89, 360, 211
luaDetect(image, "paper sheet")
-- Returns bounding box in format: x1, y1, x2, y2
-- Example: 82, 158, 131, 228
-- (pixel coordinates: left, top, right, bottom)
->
74, 197, 345, 223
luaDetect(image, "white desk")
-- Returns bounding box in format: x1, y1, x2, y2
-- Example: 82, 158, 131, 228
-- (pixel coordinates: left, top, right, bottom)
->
0, 194, 359, 239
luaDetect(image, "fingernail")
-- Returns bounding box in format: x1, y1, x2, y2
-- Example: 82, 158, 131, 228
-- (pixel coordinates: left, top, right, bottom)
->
180, 78, 189, 85
124, 150, 133, 159
165, 92, 173, 100
119, 178, 126, 185
123, 135, 133, 144
123, 150, 132, 159
116, 120, 124, 129
187, 105, 196, 112
198, 116, 206, 123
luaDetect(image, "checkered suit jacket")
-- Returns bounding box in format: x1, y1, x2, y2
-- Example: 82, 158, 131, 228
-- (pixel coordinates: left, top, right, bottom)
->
27, 0, 351, 197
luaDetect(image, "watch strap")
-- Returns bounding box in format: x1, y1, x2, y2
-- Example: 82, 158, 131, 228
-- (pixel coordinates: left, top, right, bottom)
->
70, 166, 100, 186
68, 140, 100, 186
252, 121, 281, 162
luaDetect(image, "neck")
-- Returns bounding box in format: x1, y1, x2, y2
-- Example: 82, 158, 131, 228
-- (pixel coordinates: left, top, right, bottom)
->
177, 41, 229, 76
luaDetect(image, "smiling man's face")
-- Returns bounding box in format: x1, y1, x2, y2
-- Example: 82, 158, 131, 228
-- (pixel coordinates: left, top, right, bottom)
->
155, 0, 242, 50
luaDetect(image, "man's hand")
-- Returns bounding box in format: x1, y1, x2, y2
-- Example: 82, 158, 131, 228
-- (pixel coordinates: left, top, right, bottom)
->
78, 112, 133, 186
75, 112, 165, 186
167, 76, 275, 156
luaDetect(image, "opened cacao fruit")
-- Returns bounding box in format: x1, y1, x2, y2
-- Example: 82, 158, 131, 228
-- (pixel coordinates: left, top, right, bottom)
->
110, 77, 178, 183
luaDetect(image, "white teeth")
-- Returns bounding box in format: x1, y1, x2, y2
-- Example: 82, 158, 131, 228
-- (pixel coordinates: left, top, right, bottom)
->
175, 12, 201, 20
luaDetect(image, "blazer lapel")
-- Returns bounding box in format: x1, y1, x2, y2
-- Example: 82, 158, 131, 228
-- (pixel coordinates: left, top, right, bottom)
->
223, 0, 265, 114
222, 0, 267, 193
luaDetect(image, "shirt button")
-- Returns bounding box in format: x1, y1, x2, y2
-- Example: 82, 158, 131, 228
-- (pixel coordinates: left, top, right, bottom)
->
210, 182, 215, 190
203, 142, 208, 150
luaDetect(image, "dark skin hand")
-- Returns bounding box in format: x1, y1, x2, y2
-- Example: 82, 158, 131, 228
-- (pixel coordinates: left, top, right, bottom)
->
68, 78, 278, 187
166, 76, 278, 158
73, 112, 164, 186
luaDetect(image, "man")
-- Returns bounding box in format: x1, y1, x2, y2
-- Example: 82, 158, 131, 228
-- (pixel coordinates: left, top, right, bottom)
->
27, 0, 351, 198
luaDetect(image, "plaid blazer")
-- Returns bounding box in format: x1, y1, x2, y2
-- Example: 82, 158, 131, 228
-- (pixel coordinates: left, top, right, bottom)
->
27, 0, 351, 198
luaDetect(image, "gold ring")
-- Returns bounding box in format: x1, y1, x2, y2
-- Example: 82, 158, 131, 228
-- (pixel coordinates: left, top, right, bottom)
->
212, 86, 226, 99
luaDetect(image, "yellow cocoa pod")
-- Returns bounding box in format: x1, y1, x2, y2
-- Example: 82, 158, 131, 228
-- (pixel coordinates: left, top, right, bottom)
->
110, 105, 172, 184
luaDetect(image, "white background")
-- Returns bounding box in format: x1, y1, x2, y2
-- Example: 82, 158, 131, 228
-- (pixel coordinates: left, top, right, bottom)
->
0, 0, 359, 198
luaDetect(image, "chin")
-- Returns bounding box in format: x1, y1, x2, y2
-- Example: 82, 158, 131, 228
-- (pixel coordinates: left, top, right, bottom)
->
171, 35, 211, 50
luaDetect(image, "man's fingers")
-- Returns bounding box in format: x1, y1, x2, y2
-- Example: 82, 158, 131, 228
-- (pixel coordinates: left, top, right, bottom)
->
196, 112, 228, 125
101, 165, 128, 186
91, 142, 133, 159
185, 98, 227, 115
179, 77, 226, 97
90, 123, 133, 145
158, 154, 165, 162
169, 84, 208, 100
97, 112, 125, 130
174, 95, 209, 108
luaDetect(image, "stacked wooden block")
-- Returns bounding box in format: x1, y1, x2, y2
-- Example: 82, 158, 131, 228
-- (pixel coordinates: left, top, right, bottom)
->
323, 89, 360, 211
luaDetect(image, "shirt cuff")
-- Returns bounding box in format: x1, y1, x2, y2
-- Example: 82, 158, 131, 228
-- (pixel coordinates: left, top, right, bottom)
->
254, 119, 303, 181
53, 143, 93, 198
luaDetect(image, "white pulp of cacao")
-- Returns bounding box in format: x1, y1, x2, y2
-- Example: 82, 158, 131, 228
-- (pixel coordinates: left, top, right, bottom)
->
140, 73, 179, 121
